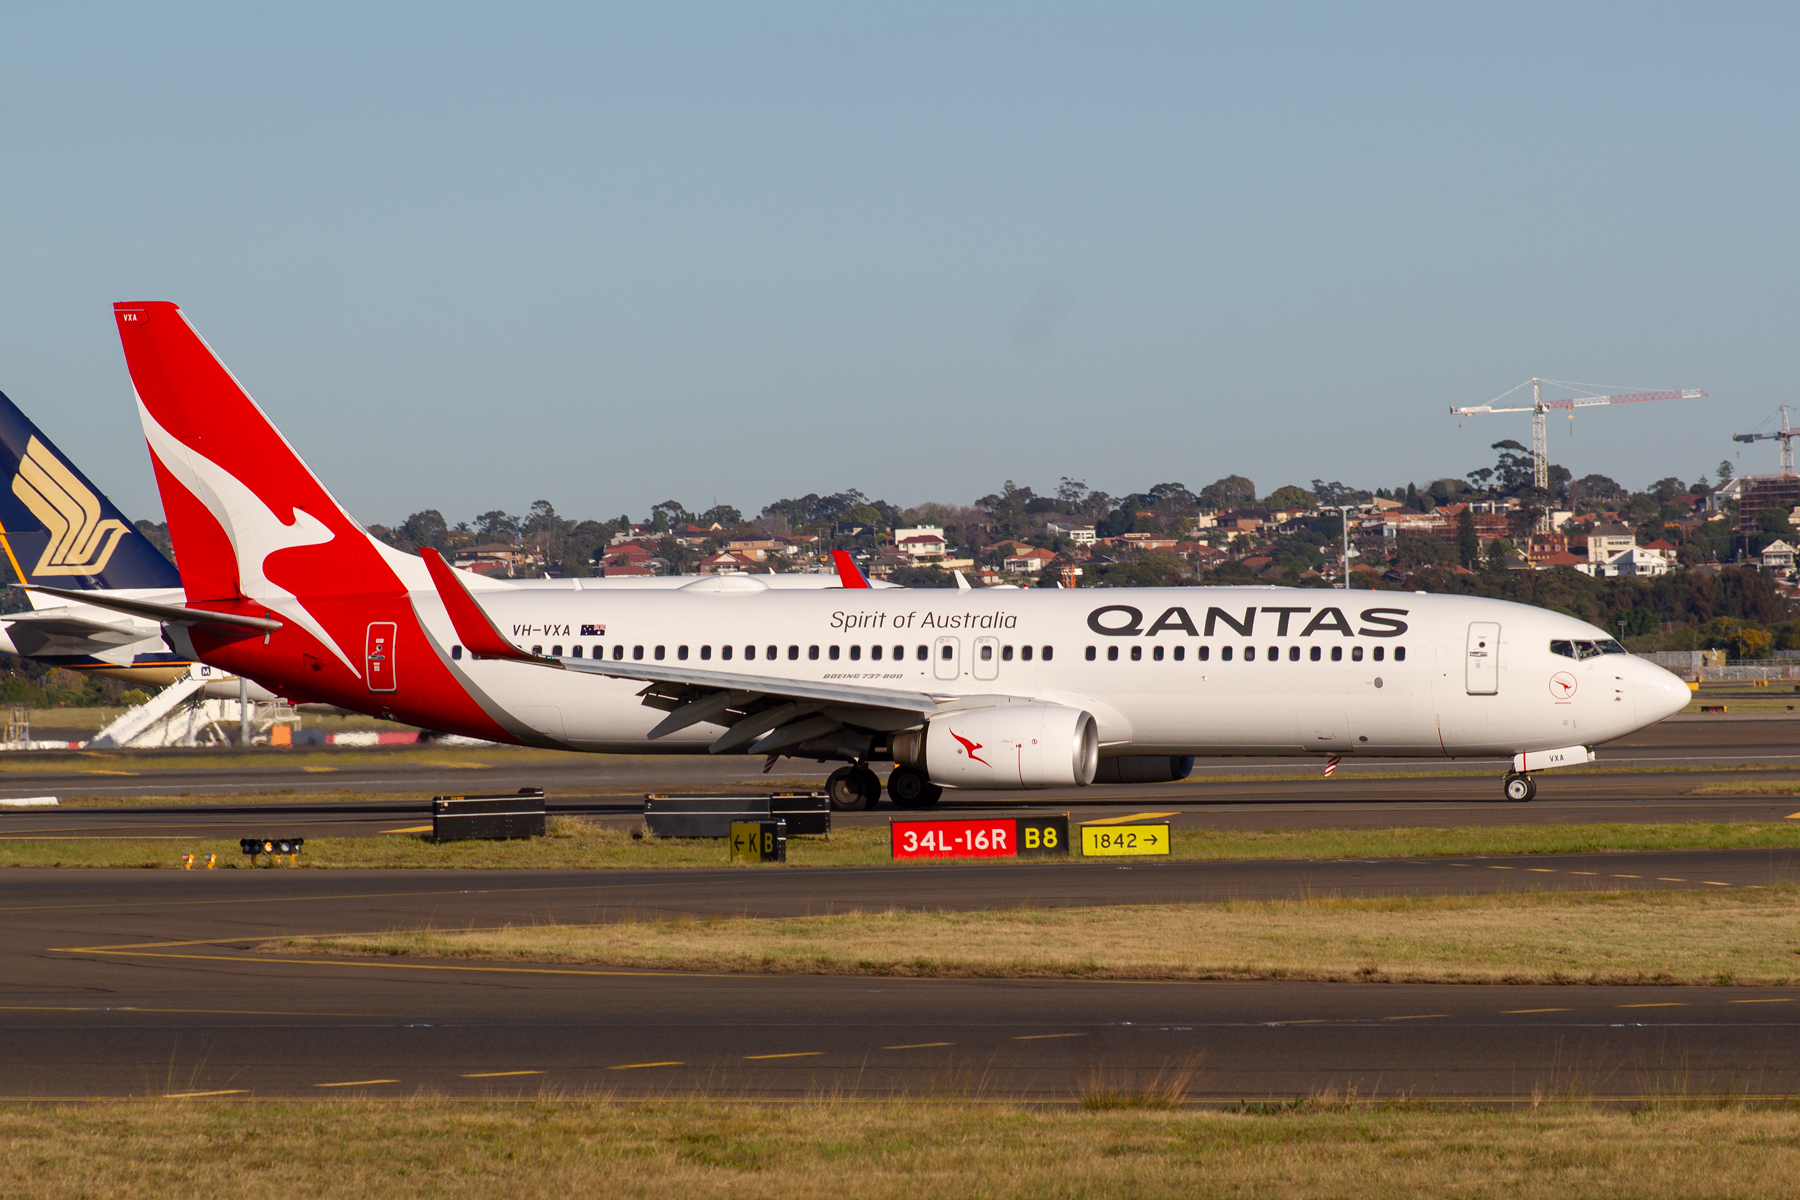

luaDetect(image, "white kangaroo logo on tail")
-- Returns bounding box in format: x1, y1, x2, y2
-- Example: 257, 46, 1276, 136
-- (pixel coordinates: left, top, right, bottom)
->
136, 398, 360, 678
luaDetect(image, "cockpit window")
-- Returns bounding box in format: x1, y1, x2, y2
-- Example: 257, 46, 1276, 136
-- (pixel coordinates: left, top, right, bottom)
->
1551, 638, 1623, 660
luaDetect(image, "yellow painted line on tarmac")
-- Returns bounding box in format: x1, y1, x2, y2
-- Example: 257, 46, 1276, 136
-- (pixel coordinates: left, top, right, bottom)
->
884, 1042, 953, 1050
1613, 874, 1641, 879
1080, 811, 1180, 825
463, 1071, 542, 1078
164, 1089, 247, 1098
382, 826, 434, 834
315, 1079, 399, 1088
1704, 881, 1731, 886
1527, 868, 1555, 873
1488, 866, 1514, 870
1570, 871, 1597, 876
1014, 1033, 1088, 1040
744, 1052, 823, 1060
1657, 878, 1687, 882
1503, 1008, 1570, 1014
81, 770, 137, 776
302, 767, 338, 773
1729, 998, 1794, 1004
1788, 812, 1800, 819
607, 1062, 683, 1070
1382, 1014, 1450, 1021
1619, 1003, 1686, 1009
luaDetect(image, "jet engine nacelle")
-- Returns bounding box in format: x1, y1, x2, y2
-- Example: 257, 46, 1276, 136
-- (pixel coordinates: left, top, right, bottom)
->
895, 703, 1099, 790
1091, 755, 1195, 785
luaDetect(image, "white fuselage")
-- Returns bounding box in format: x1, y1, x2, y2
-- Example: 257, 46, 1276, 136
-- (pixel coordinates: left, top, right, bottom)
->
413, 583, 1690, 757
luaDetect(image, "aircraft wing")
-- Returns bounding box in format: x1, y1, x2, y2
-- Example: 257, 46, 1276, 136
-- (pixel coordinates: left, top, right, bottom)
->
420, 547, 948, 754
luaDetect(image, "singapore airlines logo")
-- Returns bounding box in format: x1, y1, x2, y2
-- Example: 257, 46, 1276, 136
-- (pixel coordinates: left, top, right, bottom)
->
11, 436, 129, 577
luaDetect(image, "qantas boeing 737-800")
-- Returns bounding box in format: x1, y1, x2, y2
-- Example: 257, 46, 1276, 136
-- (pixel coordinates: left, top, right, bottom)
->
37, 301, 1689, 810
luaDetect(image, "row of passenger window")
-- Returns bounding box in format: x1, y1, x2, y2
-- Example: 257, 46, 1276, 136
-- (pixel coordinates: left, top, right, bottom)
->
449, 643, 1061, 663
449, 640, 1400, 665
1083, 644, 1406, 663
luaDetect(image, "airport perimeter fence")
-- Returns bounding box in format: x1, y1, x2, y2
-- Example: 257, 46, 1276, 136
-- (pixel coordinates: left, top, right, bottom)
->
1637, 650, 1800, 682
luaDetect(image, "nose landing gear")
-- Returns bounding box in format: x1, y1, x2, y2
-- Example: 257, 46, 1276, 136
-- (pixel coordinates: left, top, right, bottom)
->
1502, 772, 1536, 803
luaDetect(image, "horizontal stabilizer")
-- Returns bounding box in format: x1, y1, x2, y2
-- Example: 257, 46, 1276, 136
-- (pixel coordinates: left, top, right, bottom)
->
16, 585, 281, 633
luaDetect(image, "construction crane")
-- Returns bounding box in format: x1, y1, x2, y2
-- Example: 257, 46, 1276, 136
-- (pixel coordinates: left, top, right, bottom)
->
1450, 378, 1708, 531
1732, 406, 1795, 476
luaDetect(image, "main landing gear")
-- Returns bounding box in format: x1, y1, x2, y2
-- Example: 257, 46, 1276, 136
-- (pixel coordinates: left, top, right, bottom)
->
886, 765, 942, 810
826, 765, 882, 811
1502, 772, 1537, 803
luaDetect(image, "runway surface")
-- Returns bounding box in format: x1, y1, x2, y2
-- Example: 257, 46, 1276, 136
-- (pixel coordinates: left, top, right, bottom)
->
6, 859, 1797, 1101
4, 713, 1800, 841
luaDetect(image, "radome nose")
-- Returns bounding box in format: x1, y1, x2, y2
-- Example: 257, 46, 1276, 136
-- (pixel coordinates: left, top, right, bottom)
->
1632, 659, 1690, 726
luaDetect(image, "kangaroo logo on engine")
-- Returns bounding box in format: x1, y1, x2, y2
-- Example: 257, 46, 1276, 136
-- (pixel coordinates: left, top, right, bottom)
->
12, 436, 129, 577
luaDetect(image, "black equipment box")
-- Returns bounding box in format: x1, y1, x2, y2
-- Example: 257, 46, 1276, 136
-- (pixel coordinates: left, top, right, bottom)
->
433, 789, 546, 842
644, 792, 830, 838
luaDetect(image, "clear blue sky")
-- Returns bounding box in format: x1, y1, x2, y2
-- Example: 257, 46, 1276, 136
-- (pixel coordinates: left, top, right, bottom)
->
1, 3, 1794, 526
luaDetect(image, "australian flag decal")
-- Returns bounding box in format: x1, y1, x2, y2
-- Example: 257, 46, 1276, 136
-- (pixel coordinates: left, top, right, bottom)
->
580, 624, 605, 636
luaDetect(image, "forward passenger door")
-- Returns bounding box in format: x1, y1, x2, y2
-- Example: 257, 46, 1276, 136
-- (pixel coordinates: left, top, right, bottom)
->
1465, 622, 1499, 695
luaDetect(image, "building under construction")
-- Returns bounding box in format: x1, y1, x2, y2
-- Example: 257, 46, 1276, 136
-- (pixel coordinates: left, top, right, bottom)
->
1733, 406, 1799, 531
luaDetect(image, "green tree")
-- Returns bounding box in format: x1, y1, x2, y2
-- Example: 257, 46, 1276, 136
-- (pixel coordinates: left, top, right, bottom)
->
1456, 507, 1480, 568
1199, 475, 1257, 512
1263, 484, 1318, 510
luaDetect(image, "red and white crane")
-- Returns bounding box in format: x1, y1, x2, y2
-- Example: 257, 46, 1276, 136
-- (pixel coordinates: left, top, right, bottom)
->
1451, 378, 1708, 529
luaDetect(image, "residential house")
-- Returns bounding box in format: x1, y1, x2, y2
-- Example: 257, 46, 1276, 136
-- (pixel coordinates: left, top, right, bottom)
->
893, 528, 948, 560
1003, 547, 1058, 573
698, 550, 760, 575
1045, 521, 1098, 545
1116, 532, 1176, 551
868, 549, 912, 579
726, 535, 778, 562
1586, 521, 1638, 565
1762, 540, 1795, 571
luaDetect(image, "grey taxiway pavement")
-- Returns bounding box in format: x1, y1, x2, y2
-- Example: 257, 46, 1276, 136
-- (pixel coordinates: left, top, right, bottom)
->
1, 715, 1795, 1101
6, 855, 1798, 1101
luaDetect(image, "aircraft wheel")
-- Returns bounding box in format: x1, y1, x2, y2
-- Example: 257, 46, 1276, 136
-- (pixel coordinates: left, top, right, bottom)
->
827, 766, 878, 811
1503, 772, 1536, 803
887, 765, 942, 809
850, 765, 882, 808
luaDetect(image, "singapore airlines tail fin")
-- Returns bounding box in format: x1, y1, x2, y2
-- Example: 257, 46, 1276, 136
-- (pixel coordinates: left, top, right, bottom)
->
111, 302, 422, 607
0, 388, 181, 593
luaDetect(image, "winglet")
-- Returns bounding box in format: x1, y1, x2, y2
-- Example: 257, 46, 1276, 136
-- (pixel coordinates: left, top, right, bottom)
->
420, 549, 555, 665
831, 549, 871, 588
952, 569, 972, 591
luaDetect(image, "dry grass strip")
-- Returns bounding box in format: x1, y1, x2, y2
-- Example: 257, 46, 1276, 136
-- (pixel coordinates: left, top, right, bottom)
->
2, 1098, 1798, 1199
7, 818, 1800, 870
273, 887, 1800, 986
